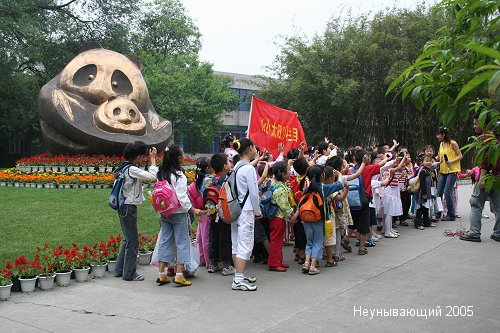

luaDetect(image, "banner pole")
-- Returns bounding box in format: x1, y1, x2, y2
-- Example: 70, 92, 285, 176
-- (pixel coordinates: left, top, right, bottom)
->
246, 94, 255, 138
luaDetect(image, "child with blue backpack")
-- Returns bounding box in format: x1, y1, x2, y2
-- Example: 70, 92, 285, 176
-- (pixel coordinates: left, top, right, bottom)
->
114, 141, 158, 282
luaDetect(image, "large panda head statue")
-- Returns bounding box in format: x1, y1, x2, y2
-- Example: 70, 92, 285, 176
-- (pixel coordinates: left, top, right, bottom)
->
38, 46, 171, 155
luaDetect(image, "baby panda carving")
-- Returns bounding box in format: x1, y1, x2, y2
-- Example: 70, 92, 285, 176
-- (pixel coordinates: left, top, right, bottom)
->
38, 47, 171, 155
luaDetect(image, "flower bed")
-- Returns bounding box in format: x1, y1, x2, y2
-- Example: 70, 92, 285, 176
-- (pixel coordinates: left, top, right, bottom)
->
16, 153, 197, 172
0, 169, 114, 188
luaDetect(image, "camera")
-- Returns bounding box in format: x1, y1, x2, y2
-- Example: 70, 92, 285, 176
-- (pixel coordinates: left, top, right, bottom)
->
399, 152, 405, 158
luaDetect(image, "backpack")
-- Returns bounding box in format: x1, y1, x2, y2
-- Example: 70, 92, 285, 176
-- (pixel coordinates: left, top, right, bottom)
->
298, 191, 323, 223
346, 176, 368, 211
408, 175, 421, 194
151, 179, 181, 217
216, 163, 249, 224
187, 182, 204, 210
260, 183, 284, 219
203, 176, 225, 216
109, 162, 133, 210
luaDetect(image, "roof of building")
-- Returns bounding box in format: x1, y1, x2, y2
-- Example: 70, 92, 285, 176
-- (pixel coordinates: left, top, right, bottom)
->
214, 71, 266, 91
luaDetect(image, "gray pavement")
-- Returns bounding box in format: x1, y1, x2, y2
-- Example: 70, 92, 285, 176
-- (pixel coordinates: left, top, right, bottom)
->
1, 184, 499, 333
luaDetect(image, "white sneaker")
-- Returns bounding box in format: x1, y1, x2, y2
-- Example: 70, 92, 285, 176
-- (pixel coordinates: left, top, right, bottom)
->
390, 232, 399, 238
221, 265, 236, 276
232, 280, 257, 291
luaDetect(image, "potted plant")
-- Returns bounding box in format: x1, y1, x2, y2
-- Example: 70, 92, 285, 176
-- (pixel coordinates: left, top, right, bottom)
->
0, 267, 13, 300
138, 234, 155, 265
70, 243, 91, 282
36, 244, 56, 291
52, 245, 73, 287
89, 243, 110, 278
13, 256, 40, 293
106, 234, 121, 272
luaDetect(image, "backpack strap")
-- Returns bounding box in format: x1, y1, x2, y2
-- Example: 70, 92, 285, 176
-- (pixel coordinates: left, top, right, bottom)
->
233, 162, 250, 208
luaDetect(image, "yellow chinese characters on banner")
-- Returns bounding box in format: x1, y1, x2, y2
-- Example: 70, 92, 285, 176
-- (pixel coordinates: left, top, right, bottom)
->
260, 117, 299, 142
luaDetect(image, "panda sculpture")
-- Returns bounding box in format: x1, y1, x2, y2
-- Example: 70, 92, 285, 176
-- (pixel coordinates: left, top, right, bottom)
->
38, 47, 171, 155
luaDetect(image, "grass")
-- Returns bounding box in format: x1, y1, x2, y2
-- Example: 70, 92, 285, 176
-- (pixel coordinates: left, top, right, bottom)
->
0, 187, 164, 263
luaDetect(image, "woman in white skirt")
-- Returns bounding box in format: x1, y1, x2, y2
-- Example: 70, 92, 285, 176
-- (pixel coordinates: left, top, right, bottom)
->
382, 155, 407, 238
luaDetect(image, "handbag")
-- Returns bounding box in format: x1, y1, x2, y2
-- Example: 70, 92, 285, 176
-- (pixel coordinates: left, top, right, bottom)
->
434, 196, 443, 213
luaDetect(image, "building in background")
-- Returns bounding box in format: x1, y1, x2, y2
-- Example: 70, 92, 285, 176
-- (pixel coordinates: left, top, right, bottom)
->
210, 71, 264, 153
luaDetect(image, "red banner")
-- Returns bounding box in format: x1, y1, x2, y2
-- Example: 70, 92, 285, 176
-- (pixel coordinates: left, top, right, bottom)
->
248, 96, 307, 158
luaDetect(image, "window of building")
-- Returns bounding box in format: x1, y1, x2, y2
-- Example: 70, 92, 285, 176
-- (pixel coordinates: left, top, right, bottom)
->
233, 89, 253, 111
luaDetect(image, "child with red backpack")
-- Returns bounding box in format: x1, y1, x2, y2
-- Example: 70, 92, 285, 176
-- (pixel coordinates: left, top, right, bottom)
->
206, 153, 234, 275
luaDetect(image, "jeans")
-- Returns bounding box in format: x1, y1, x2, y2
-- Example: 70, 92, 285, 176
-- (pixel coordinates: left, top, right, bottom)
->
437, 173, 458, 218
303, 221, 324, 260
158, 213, 191, 264
115, 204, 139, 280
468, 184, 500, 237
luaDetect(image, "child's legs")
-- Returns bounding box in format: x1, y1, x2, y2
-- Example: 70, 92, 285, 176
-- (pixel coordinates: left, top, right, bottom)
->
116, 204, 139, 279
384, 214, 393, 235
302, 222, 314, 259
268, 217, 286, 267
171, 214, 191, 269
197, 215, 210, 265
333, 228, 342, 256
233, 211, 255, 273
158, 216, 176, 266
311, 221, 324, 262
208, 218, 219, 265
219, 222, 233, 265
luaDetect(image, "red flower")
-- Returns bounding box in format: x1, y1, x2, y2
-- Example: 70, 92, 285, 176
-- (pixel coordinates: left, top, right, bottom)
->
5, 261, 13, 269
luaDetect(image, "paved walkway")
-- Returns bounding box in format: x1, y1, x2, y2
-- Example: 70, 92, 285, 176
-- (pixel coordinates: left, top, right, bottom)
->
1, 185, 499, 333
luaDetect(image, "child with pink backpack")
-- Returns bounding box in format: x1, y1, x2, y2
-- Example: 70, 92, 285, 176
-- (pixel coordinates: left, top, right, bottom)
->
154, 144, 206, 287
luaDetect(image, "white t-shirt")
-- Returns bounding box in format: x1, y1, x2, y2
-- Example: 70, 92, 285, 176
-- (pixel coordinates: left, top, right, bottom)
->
234, 162, 261, 215
317, 155, 328, 166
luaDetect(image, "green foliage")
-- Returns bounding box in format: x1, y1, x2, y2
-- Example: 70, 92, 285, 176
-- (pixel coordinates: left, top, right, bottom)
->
0, 0, 238, 153
388, 0, 499, 190
141, 52, 239, 152
260, 6, 444, 150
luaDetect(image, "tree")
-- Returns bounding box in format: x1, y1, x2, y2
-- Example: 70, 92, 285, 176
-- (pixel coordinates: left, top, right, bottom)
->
141, 52, 239, 152
387, 0, 499, 191
259, 6, 444, 151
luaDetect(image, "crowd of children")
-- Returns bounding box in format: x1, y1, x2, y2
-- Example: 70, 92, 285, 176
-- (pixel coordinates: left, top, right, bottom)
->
113, 129, 470, 291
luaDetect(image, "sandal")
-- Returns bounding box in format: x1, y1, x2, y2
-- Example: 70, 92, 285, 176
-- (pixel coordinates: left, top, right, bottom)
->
124, 274, 144, 281
325, 261, 337, 267
341, 238, 352, 253
400, 221, 409, 226
301, 262, 310, 273
308, 266, 320, 275
358, 248, 368, 255
333, 254, 345, 261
